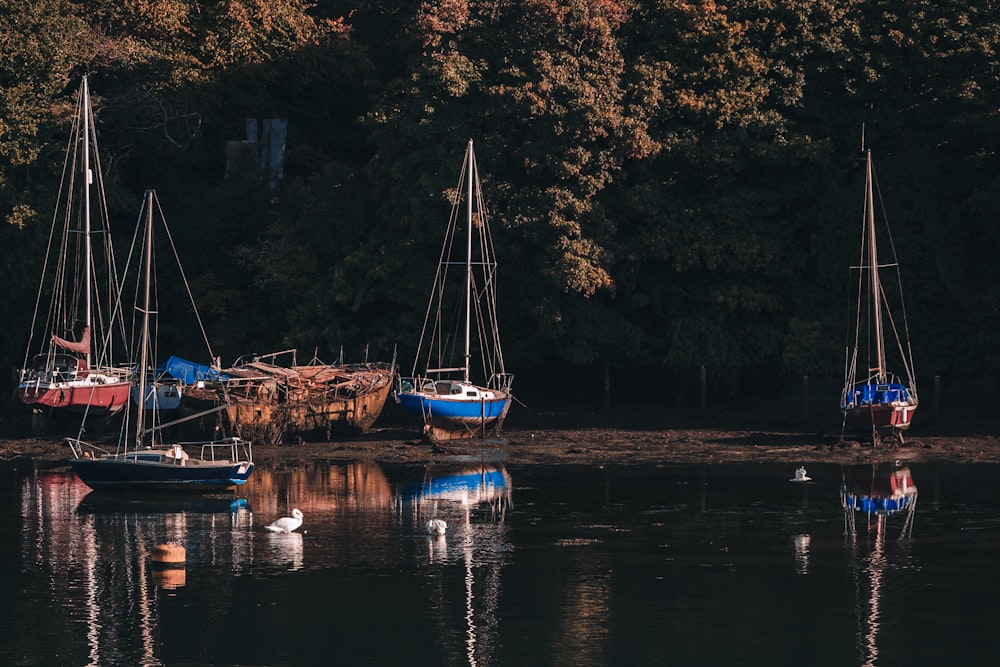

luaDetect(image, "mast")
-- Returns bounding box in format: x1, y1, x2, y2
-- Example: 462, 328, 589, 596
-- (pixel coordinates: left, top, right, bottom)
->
137, 191, 154, 447
464, 139, 473, 383
865, 150, 886, 383
82, 75, 93, 367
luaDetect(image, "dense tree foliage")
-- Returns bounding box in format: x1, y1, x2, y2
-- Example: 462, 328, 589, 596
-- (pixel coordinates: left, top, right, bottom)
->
2, 0, 999, 408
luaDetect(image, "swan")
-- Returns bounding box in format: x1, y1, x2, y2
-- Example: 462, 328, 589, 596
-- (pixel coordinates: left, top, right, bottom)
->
266, 508, 304, 533
426, 519, 447, 535
790, 467, 812, 483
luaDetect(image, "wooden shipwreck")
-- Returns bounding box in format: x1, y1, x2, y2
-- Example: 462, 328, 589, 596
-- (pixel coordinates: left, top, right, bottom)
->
185, 350, 395, 445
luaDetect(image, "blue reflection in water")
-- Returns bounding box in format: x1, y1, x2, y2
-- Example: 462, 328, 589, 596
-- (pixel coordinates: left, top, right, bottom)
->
3, 459, 1000, 666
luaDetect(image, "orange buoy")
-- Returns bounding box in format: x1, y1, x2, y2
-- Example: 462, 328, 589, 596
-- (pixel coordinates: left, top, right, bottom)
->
151, 543, 186, 567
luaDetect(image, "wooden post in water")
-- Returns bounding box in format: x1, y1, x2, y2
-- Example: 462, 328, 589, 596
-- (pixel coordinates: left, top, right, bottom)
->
700, 365, 707, 411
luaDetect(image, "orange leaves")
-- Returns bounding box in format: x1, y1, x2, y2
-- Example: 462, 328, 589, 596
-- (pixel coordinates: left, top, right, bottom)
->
416, 0, 471, 49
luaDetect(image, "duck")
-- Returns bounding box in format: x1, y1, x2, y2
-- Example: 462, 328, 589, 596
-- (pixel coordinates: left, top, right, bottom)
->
266, 508, 304, 533
426, 518, 447, 535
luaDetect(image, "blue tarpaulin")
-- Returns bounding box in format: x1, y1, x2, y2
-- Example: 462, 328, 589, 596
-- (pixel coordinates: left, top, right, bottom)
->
163, 356, 228, 385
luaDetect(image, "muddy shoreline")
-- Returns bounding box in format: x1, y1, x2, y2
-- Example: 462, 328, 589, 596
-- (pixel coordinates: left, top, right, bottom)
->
3, 408, 998, 468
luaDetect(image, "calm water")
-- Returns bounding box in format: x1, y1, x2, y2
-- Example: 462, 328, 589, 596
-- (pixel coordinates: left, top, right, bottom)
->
1, 452, 998, 666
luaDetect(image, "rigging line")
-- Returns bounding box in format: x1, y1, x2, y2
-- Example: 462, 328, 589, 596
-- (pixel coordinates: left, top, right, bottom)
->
870, 157, 917, 374
23, 93, 84, 369
103, 193, 147, 374
877, 288, 913, 380
152, 191, 216, 362
89, 99, 128, 365
411, 155, 468, 377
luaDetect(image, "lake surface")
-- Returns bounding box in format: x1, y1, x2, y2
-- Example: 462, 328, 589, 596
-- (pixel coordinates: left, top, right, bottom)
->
1, 453, 998, 666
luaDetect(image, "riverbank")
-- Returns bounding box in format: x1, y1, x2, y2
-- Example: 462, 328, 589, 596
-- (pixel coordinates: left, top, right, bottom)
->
3, 407, 997, 467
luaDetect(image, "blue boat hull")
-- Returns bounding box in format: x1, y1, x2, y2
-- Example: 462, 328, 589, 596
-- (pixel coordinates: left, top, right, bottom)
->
396, 386, 510, 441
70, 457, 254, 492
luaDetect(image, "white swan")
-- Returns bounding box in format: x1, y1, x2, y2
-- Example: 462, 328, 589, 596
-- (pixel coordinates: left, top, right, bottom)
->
266, 508, 304, 533
426, 519, 447, 535
790, 467, 812, 483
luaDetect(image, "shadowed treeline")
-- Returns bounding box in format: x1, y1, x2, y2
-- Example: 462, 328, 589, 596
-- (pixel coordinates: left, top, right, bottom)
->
2, 1, 998, 412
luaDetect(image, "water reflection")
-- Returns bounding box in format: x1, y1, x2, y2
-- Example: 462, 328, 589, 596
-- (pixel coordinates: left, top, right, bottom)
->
395, 462, 512, 667
263, 531, 304, 570
16, 459, 513, 666
841, 463, 918, 667
15, 459, 996, 665
20, 471, 252, 666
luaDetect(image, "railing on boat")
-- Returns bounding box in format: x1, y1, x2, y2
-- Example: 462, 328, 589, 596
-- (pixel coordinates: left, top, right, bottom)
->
190, 437, 253, 463
65, 436, 253, 463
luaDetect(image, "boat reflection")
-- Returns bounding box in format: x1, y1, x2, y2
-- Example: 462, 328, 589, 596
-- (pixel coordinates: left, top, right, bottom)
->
21, 471, 254, 666
841, 463, 918, 667
396, 463, 512, 667
76, 492, 248, 515
18, 460, 514, 665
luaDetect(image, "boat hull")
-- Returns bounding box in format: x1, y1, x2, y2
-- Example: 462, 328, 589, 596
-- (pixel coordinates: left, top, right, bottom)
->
69, 455, 254, 492
225, 378, 393, 437
209, 364, 395, 444
396, 386, 511, 442
131, 382, 183, 411
842, 402, 917, 431
18, 378, 130, 416
176, 356, 396, 444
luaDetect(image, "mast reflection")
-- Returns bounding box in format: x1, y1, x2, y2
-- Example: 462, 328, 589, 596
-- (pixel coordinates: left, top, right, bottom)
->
841, 463, 918, 667
397, 463, 512, 667
21, 471, 253, 666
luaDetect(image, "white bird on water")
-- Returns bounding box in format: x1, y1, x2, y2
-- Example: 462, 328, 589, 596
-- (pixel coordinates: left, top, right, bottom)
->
426, 519, 447, 535
790, 467, 812, 483
266, 508, 304, 533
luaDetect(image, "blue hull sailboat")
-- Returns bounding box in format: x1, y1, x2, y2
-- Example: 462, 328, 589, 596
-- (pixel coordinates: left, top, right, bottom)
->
69, 444, 254, 491
67, 191, 254, 492
394, 140, 513, 442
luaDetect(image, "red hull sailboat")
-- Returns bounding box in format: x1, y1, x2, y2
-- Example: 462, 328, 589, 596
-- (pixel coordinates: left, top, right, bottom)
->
18, 76, 130, 418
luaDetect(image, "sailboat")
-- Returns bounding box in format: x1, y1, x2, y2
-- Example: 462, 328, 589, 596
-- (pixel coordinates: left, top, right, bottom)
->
66, 191, 254, 492
840, 148, 918, 443
394, 139, 514, 442
18, 75, 131, 419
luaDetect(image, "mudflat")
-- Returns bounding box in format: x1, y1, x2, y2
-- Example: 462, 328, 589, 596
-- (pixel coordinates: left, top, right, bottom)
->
3, 408, 997, 467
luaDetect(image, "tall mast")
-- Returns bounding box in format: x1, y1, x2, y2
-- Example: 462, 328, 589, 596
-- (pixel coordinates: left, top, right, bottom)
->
81, 75, 93, 367
137, 191, 154, 446
464, 139, 473, 383
866, 150, 886, 382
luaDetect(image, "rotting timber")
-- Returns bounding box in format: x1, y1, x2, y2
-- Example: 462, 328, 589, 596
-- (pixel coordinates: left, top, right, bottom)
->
185, 350, 396, 445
